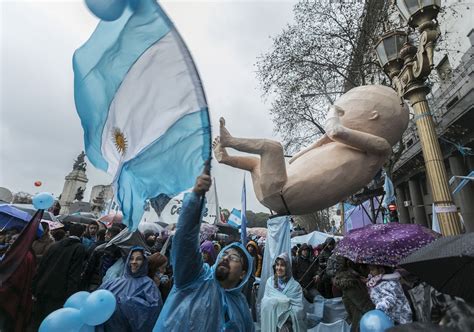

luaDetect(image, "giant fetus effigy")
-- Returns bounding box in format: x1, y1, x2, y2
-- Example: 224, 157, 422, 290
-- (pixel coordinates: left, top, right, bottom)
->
213, 85, 409, 215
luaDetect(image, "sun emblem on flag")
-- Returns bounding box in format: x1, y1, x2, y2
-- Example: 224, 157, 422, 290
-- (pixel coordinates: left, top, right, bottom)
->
112, 128, 128, 155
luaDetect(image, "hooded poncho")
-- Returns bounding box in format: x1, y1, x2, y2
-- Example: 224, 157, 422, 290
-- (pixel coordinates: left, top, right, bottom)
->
200, 240, 217, 266
99, 247, 162, 331
261, 252, 307, 332
153, 192, 254, 332
366, 271, 412, 325
246, 240, 263, 277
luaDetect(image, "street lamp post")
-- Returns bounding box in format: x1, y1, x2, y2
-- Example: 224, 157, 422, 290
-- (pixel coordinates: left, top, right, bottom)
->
374, 0, 462, 235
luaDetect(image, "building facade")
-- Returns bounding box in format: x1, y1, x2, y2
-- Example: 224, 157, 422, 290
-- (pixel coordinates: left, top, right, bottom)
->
392, 28, 474, 232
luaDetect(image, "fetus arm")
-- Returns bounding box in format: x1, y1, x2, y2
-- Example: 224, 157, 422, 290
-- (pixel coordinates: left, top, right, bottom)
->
325, 107, 391, 156
288, 134, 333, 164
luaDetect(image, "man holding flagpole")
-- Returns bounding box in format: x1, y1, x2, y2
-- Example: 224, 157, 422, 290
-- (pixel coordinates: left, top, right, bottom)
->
154, 169, 255, 331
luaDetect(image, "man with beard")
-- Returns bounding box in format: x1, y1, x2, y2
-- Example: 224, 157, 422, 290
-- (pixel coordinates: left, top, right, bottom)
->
153, 170, 254, 332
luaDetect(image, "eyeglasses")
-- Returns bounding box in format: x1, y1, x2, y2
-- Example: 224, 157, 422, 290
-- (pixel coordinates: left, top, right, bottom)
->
221, 251, 242, 263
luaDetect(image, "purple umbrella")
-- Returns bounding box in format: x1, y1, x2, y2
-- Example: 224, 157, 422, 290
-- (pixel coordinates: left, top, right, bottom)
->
334, 223, 441, 267
200, 223, 218, 243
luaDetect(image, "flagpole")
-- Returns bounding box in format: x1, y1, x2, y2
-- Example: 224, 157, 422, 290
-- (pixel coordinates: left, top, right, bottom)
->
213, 176, 220, 225
199, 160, 212, 223
240, 174, 247, 246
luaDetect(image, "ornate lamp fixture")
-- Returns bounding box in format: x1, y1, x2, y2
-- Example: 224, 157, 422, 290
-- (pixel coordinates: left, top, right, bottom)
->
395, 0, 441, 28
374, 1, 462, 235
374, 30, 407, 79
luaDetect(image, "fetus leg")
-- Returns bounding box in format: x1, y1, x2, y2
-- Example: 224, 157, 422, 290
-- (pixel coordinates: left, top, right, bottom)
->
218, 117, 287, 196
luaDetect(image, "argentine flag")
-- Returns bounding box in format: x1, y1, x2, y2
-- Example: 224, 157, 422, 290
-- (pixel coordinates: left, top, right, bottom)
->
73, 0, 211, 229
228, 208, 242, 229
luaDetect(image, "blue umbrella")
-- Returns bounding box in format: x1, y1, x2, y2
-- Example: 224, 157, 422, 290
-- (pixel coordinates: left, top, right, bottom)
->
0, 204, 43, 236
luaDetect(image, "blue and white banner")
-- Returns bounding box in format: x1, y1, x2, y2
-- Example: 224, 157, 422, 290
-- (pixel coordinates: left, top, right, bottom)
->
74, 0, 211, 229
155, 177, 220, 225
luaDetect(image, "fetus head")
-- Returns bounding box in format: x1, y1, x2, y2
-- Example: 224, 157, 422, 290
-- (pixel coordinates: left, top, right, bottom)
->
333, 85, 409, 146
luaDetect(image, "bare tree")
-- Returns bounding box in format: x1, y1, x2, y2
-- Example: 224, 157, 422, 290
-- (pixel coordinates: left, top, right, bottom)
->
294, 207, 334, 233
256, 0, 391, 154
12, 191, 33, 204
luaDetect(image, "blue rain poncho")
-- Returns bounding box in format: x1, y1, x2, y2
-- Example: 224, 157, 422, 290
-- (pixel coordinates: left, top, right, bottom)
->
99, 247, 162, 332
153, 192, 254, 332
261, 253, 307, 332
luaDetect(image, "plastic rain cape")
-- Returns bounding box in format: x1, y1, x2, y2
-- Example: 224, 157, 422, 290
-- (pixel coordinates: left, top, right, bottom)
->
99, 247, 162, 332
153, 192, 254, 332
261, 253, 306, 332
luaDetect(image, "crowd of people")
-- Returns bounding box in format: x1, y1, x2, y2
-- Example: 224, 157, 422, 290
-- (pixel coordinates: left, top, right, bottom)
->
1, 173, 474, 332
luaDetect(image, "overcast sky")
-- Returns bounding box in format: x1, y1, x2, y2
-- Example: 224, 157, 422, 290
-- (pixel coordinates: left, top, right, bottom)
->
0, 0, 297, 212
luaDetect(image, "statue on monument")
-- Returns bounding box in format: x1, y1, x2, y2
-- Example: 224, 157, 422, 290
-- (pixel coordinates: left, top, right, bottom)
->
75, 187, 85, 202
92, 188, 106, 213
73, 151, 87, 172
213, 85, 409, 215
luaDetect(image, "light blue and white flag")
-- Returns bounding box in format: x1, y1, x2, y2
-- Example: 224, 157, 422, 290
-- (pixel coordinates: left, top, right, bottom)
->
382, 173, 395, 208
228, 208, 242, 229
240, 174, 247, 245
73, 0, 211, 230
431, 203, 440, 233
451, 170, 474, 195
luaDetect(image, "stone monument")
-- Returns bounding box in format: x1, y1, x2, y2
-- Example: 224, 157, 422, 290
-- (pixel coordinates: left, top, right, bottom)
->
90, 184, 114, 216
213, 85, 409, 216
59, 152, 89, 215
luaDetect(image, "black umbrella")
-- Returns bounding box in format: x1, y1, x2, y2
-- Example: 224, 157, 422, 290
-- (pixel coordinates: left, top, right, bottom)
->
216, 222, 240, 236
58, 214, 97, 224
105, 228, 150, 256
400, 232, 474, 303
14, 206, 57, 221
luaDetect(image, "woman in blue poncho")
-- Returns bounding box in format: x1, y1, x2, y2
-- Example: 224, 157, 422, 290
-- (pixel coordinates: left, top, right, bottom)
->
261, 252, 307, 332
98, 246, 162, 332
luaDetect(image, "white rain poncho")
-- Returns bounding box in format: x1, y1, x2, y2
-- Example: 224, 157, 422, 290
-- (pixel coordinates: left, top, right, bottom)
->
261, 253, 307, 332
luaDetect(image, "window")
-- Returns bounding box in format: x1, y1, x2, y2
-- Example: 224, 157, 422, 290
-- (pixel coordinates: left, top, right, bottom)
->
421, 176, 428, 195
446, 96, 459, 110
405, 186, 411, 201
436, 55, 453, 82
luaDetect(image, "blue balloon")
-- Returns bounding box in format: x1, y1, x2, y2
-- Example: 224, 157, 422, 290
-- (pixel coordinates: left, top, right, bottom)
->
80, 289, 117, 326
79, 324, 95, 332
64, 291, 91, 310
39, 308, 83, 332
360, 310, 394, 332
32, 192, 55, 210
85, 0, 127, 21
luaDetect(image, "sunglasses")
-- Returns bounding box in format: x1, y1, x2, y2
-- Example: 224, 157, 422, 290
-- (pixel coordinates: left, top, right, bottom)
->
221, 251, 242, 263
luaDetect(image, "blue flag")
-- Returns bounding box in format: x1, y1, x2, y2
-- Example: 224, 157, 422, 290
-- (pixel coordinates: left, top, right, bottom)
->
73, 0, 211, 229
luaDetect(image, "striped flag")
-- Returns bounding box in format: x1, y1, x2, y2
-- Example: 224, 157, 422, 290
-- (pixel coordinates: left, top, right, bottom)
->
227, 208, 242, 228
73, 0, 211, 230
